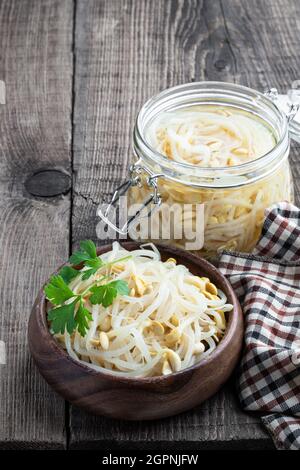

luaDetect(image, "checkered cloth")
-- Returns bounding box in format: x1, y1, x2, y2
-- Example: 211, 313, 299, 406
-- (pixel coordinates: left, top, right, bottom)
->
219, 202, 300, 450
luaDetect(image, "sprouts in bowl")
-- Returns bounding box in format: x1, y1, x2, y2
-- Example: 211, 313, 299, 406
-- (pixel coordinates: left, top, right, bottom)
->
28, 242, 243, 420
51, 242, 233, 378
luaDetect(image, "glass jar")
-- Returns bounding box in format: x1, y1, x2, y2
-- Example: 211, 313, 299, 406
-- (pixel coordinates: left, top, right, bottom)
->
100, 82, 300, 258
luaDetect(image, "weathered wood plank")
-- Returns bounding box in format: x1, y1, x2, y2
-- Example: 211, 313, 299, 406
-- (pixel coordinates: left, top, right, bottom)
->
70, 0, 300, 449
219, 0, 300, 204
0, 0, 73, 449
69, 382, 273, 450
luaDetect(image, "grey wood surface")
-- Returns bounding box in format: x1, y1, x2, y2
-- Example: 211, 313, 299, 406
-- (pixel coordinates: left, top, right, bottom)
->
1, 0, 300, 450
0, 0, 73, 449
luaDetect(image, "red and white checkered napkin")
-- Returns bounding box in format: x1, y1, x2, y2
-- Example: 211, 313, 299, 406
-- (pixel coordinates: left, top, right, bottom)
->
219, 202, 300, 450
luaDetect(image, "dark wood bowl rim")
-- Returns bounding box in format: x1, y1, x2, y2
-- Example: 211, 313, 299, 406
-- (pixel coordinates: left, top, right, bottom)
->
36, 242, 241, 384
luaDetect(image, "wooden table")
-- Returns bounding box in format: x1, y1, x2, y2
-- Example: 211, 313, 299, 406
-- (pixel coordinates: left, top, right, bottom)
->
1, 0, 299, 450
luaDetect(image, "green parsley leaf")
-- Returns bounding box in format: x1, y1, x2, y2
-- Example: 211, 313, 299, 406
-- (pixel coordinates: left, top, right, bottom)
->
69, 240, 97, 265
89, 280, 130, 307
59, 266, 79, 284
48, 299, 77, 335
81, 257, 104, 280
44, 275, 75, 305
80, 240, 97, 258
75, 300, 93, 337
69, 239, 103, 279
109, 280, 131, 296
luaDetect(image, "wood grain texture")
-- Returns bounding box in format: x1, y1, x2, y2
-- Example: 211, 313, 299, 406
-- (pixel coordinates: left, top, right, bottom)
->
0, 0, 73, 449
70, 0, 300, 449
69, 388, 274, 450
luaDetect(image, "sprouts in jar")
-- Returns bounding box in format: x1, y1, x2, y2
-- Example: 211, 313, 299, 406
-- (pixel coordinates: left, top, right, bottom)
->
145, 105, 276, 167
126, 83, 294, 258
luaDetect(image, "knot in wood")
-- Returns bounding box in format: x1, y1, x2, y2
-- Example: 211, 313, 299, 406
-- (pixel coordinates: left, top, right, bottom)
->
25, 169, 71, 197
214, 59, 227, 71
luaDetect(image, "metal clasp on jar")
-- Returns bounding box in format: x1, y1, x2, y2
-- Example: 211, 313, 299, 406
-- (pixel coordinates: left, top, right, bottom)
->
98, 160, 164, 235
265, 86, 300, 123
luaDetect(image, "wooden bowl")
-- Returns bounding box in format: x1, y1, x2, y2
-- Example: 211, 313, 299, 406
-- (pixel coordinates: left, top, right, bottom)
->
28, 242, 243, 420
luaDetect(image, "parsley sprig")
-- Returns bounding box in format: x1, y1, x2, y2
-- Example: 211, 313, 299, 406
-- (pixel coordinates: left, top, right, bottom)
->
45, 240, 130, 337
69, 240, 104, 280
